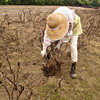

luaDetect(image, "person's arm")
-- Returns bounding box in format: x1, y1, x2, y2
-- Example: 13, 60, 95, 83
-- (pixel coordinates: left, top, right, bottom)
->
70, 35, 78, 62
55, 30, 73, 49
41, 31, 52, 57
55, 40, 63, 49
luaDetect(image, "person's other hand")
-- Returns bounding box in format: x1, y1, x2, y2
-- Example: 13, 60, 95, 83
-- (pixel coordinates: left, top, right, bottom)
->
55, 43, 61, 49
41, 50, 46, 57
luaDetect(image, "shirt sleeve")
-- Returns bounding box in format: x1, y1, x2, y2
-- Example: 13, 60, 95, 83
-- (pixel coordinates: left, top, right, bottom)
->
61, 30, 72, 43
42, 31, 52, 51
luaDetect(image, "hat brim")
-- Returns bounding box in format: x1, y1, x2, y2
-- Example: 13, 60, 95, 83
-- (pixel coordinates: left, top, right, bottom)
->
46, 13, 69, 40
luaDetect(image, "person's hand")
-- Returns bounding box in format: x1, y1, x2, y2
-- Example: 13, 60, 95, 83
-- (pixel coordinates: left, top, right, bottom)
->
55, 43, 60, 49
55, 42, 62, 49
41, 50, 46, 57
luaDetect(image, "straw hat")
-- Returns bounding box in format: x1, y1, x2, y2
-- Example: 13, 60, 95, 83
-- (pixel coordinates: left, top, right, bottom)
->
46, 13, 69, 40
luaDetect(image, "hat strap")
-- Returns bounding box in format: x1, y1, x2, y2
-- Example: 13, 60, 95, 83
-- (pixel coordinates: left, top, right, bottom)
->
49, 24, 62, 31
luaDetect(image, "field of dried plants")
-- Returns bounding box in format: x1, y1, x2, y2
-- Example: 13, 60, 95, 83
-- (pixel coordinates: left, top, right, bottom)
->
0, 6, 100, 100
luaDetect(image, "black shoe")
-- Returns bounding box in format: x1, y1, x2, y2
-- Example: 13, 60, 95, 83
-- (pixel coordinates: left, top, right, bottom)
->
70, 62, 77, 79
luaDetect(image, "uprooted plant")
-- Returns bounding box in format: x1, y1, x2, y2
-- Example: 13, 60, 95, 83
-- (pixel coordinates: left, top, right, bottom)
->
42, 42, 65, 77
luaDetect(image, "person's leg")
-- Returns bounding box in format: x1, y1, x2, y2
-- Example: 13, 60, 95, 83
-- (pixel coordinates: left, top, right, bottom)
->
70, 35, 78, 78
70, 14, 82, 79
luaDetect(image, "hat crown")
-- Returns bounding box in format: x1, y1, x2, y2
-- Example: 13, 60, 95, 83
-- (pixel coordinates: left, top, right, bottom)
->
46, 13, 69, 40
47, 13, 62, 28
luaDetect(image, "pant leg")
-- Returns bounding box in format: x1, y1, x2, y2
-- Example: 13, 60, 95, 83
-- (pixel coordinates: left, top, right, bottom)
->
70, 36, 78, 62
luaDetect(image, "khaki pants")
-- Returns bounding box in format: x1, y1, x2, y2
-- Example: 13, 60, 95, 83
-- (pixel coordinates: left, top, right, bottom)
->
70, 35, 78, 62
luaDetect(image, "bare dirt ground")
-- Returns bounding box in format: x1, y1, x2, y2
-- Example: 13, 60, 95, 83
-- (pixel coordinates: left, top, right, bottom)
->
0, 6, 100, 100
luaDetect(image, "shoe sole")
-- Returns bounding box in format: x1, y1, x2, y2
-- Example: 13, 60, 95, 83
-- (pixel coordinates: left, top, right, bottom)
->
70, 74, 77, 79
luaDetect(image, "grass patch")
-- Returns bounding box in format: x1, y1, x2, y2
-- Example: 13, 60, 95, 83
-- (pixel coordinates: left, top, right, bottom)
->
50, 92, 67, 100
84, 92, 94, 100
